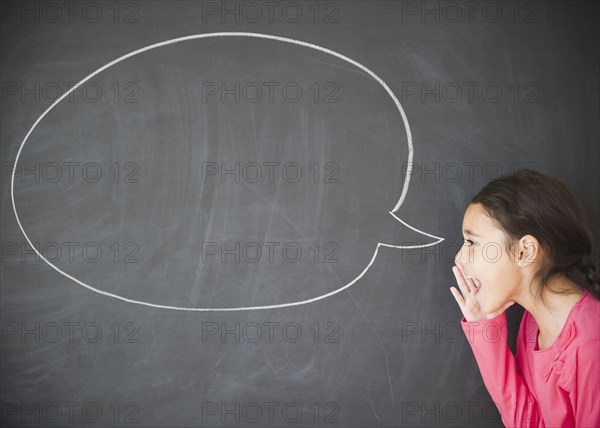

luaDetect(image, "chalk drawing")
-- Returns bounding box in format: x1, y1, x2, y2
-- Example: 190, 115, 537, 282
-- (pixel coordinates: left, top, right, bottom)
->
11, 32, 445, 311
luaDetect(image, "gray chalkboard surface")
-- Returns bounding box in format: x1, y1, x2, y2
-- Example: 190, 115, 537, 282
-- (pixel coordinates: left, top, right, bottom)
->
1, 1, 598, 427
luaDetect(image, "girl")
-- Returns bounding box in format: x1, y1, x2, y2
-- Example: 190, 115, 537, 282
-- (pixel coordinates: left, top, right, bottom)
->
449, 168, 600, 427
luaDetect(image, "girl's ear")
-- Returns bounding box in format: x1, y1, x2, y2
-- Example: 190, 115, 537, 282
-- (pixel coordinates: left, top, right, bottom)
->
518, 236, 540, 265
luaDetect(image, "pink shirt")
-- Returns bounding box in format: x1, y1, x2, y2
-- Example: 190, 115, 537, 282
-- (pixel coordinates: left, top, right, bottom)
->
461, 289, 600, 427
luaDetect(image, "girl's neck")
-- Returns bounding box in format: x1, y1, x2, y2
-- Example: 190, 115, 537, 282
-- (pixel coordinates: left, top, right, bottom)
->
517, 275, 584, 349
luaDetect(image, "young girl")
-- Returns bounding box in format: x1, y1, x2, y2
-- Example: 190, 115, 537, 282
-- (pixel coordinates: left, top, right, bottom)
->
449, 168, 600, 427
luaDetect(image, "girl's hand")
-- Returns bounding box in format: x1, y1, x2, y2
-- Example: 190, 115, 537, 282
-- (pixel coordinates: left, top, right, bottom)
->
449, 264, 515, 322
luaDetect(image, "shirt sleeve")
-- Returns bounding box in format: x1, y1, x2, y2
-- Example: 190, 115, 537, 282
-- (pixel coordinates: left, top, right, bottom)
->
559, 339, 600, 427
461, 312, 543, 427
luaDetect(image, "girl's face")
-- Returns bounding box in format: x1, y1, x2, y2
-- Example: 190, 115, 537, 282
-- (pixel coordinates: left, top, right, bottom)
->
454, 203, 522, 314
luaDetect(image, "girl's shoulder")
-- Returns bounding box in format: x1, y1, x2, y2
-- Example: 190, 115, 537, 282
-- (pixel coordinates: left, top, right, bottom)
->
558, 293, 600, 386
570, 290, 600, 342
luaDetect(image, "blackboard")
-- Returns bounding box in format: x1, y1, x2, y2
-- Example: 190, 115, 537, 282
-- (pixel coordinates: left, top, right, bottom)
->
1, 1, 598, 427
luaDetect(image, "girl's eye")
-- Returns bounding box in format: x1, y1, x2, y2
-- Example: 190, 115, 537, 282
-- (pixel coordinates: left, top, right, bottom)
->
464, 239, 475, 246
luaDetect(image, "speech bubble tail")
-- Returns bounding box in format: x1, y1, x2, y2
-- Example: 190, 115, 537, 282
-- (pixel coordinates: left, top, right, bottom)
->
377, 211, 445, 249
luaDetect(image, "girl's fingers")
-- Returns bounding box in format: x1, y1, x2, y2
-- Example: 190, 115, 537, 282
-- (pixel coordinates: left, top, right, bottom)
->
449, 286, 465, 307
452, 265, 473, 296
458, 263, 479, 294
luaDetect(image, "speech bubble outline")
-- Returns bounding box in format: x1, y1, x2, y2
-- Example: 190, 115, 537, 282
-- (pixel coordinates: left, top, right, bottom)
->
11, 32, 444, 311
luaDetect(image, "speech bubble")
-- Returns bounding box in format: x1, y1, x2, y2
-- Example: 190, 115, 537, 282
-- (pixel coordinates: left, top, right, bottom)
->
11, 32, 444, 311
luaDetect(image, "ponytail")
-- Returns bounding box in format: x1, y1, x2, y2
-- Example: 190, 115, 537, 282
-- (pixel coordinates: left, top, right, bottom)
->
575, 254, 600, 300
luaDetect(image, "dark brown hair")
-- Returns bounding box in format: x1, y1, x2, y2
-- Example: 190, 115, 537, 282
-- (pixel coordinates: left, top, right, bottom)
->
470, 168, 600, 305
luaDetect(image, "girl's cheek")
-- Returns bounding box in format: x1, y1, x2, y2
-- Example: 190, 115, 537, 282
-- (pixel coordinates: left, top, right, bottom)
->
467, 248, 475, 263
467, 246, 476, 263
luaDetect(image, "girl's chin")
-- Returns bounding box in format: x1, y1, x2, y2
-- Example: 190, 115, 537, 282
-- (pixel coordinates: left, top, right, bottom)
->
477, 295, 495, 313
